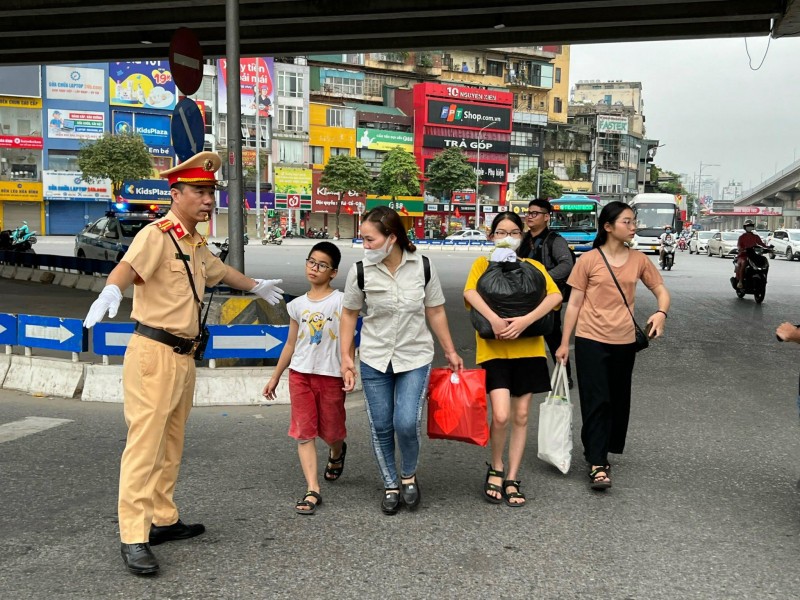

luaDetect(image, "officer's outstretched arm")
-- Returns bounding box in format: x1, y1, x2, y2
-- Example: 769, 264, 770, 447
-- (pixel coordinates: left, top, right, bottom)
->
83, 262, 137, 329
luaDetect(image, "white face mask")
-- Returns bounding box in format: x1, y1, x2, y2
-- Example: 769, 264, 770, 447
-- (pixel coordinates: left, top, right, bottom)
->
494, 236, 521, 251
364, 237, 394, 263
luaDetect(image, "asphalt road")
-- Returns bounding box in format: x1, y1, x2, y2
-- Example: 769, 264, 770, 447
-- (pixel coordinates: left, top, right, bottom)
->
1, 241, 799, 598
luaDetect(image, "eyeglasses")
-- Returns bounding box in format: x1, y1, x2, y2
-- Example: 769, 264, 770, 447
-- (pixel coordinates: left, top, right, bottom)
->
305, 258, 332, 272
494, 229, 522, 237
525, 210, 548, 217
618, 219, 636, 227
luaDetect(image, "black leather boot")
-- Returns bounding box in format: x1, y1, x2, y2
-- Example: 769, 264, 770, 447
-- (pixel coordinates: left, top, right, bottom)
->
149, 519, 205, 546
121, 543, 159, 575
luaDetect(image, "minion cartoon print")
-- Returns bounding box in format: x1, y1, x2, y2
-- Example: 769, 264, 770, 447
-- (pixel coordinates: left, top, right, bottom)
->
300, 309, 339, 345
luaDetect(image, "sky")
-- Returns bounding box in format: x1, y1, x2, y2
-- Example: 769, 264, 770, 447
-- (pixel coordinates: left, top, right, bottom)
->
569, 36, 800, 193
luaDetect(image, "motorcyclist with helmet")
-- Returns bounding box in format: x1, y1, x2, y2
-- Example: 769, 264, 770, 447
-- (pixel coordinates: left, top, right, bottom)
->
658, 226, 675, 266
735, 219, 771, 289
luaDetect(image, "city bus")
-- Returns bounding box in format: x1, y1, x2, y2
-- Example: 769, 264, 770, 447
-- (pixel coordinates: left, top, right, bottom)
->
629, 193, 681, 253
550, 194, 602, 252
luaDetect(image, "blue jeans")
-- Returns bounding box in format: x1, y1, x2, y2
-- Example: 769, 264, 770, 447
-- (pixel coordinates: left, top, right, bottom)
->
360, 361, 431, 489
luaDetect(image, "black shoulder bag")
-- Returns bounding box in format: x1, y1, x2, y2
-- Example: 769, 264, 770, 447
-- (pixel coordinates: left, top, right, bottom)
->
167, 232, 212, 360
596, 248, 649, 352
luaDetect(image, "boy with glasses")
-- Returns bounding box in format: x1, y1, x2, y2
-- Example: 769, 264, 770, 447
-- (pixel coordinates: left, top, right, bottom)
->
263, 241, 350, 515
518, 198, 576, 388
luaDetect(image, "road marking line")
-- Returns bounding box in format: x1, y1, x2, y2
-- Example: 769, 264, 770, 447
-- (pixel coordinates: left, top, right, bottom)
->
0, 416, 73, 444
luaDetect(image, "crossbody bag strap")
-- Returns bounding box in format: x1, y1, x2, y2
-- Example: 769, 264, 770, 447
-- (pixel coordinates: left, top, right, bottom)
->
167, 231, 211, 330
596, 247, 636, 322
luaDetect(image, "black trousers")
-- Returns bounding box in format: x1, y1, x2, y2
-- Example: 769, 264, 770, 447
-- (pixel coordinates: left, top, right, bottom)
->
543, 308, 572, 380
574, 336, 636, 466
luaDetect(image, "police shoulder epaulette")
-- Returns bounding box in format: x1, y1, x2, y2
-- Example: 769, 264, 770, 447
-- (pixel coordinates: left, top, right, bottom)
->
154, 219, 174, 232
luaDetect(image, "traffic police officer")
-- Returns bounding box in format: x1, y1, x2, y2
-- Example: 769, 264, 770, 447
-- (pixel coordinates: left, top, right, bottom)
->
83, 151, 284, 576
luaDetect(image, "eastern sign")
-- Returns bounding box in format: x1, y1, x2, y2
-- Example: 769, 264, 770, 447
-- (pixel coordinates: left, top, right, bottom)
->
204, 324, 289, 359
356, 128, 413, 152
426, 99, 511, 131
422, 134, 510, 154
597, 115, 629, 135
0, 313, 17, 346
91, 323, 134, 356
17, 315, 86, 353
171, 98, 205, 162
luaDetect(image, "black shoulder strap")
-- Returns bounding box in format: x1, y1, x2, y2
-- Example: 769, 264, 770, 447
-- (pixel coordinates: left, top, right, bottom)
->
167, 231, 213, 330
596, 248, 635, 321
357, 255, 429, 292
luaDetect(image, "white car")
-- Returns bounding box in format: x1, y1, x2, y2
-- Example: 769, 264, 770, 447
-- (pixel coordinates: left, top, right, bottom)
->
445, 229, 487, 241
769, 229, 800, 261
707, 231, 739, 258
688, 231, 714, 254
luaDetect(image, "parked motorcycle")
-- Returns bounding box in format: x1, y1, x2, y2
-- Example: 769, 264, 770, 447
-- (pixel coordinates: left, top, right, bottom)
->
0, 221, 37, 253
730, 245, 771, 304
660, 239, 675, 270
261, 229, 283, 245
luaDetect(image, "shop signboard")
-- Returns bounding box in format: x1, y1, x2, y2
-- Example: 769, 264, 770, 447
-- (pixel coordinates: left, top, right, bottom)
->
356, 128, 413, 152
426, 99, 511, 131
120, 179, 171, 201
274, 167, 312, 195
43, 170, 112, 200
597, 115, 629, 135
422, 134, 510, 154
274, 193, 312, 210
0, 135, 43, 150
47, 109, 105, 140
311, 170, 366, 213
218, 190, 274, 209
45, 66, 105, 102
109, 61, 176, 110
365, 196, 424, 215
113, 111, 171, 153
424, 158, 507, 184
422, 82, 513, 105
0, 96, 42, 109
218, 57, 275, 117
0, 182, 43, 200
733, 206, 782, 216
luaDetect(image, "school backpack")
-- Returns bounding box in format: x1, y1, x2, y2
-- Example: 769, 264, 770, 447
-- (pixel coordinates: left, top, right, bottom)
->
356, 254, 431, 294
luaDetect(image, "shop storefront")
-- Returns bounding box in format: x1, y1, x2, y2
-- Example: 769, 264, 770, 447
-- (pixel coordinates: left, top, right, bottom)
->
364, 196, 424, 236
0, 188, 43, 232
308, 170, 365, 239
423, 202, 500, 237
412, 82, 513, 208
43, 170, 112, 233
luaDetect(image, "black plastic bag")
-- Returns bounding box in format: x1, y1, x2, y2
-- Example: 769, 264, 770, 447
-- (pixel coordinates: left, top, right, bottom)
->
470, 261, 554, 339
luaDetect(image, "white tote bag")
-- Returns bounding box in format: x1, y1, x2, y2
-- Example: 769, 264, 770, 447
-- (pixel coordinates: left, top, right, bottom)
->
537, 362, 573, 474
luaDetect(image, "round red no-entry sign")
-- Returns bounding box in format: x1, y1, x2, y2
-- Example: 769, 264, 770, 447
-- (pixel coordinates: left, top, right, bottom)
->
169, 27, 203, 96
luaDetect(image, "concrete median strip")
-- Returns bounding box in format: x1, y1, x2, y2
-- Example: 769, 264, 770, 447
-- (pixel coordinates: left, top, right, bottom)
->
0, 354, 9, 386
2, 356, 85, 398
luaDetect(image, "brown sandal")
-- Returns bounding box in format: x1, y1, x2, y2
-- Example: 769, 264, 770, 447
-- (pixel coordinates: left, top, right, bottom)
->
589, 465, 611, 490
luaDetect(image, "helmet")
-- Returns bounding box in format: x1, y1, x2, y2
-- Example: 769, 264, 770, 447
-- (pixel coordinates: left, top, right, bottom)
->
743, 219, 755, 227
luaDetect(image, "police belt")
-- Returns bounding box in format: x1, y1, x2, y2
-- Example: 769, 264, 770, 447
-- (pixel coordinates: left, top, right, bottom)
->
134, 322, 197, 355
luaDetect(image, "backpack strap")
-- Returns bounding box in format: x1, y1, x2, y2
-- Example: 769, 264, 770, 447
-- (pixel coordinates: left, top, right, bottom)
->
356, 255, 430, 293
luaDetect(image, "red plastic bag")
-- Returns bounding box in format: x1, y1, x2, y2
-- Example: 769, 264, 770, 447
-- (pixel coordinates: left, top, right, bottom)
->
427, 368, 489, 447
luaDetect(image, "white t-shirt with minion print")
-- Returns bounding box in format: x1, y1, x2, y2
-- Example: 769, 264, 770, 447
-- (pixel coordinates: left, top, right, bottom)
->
287, 290, 344, 377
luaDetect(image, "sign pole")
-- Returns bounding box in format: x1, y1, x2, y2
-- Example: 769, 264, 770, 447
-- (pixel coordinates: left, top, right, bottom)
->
225, 0, 245, 272
255, 84, 261, 239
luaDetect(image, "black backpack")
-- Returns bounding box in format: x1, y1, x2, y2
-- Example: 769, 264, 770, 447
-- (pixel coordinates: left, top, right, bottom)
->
544, 231, 576, 302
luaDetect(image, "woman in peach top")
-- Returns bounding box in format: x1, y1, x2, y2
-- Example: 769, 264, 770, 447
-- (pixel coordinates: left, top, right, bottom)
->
556, 201, 670, 490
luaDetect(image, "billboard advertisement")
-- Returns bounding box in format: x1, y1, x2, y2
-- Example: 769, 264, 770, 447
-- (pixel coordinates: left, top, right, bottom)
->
311, 170, 366, 213
45, 65, 105, 102
0, 135, 43, 150
426, 99, 511, 131
43, 170, 112, 200
357, 128, 413, 152
113, 111, 171, 153
274, 167, 312, 195
422, 134, 510, 154
109, 61, 176, 110
47, 109, 105, 140
597, 115, 629, 135
120, 178, 171, 202
218, 57, 274, 117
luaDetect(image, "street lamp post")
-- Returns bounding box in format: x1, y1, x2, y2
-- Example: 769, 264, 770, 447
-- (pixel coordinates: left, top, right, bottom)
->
475, 121, 497, 232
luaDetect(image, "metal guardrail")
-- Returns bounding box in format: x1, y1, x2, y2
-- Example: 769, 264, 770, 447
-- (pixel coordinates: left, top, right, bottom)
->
0, 250, 116, 275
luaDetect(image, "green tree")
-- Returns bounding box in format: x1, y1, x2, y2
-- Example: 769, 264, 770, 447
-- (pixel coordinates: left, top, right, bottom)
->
424, 147, 474, 200
78, 132, 154, 202
515, 168, 563, 200
374, 147, 420, 198
319, 154, 373, 238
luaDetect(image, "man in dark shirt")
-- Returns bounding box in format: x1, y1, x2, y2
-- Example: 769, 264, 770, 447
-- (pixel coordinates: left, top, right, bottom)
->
736, 219, 769, 288
519, 198, 576, 387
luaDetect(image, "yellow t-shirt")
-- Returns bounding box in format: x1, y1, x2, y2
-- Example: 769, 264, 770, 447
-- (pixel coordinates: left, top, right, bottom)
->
464, 256, 560, 364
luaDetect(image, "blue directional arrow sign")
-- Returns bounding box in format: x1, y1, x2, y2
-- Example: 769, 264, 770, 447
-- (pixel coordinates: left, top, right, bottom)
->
92, 322, 135, 356
17, 315, 87, 353
171, 97, 205, 162
0, 313, 17, 345
204, 324, 290, 359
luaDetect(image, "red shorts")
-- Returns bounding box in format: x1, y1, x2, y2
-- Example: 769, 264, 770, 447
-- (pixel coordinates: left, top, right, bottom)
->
288, 370, 347, 443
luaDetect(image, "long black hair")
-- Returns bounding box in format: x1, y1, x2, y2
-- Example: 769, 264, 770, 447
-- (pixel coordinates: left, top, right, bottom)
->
593, 201, 634, 249
361, 205, 416, 253
490, 211, 524, 237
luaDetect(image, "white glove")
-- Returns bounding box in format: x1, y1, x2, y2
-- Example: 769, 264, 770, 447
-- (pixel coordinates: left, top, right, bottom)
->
83, 285, 123, 329
250, 279, 284, 306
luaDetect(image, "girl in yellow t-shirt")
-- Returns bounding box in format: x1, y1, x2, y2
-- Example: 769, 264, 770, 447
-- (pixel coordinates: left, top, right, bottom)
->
464, 212, 562, 507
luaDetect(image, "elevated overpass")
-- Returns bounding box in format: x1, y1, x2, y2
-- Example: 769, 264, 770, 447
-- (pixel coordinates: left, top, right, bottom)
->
0, 0, 794, 65
711, 161, 800, 231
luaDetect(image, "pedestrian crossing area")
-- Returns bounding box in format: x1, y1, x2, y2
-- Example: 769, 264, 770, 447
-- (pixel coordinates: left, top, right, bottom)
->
0, 416, 73, 444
